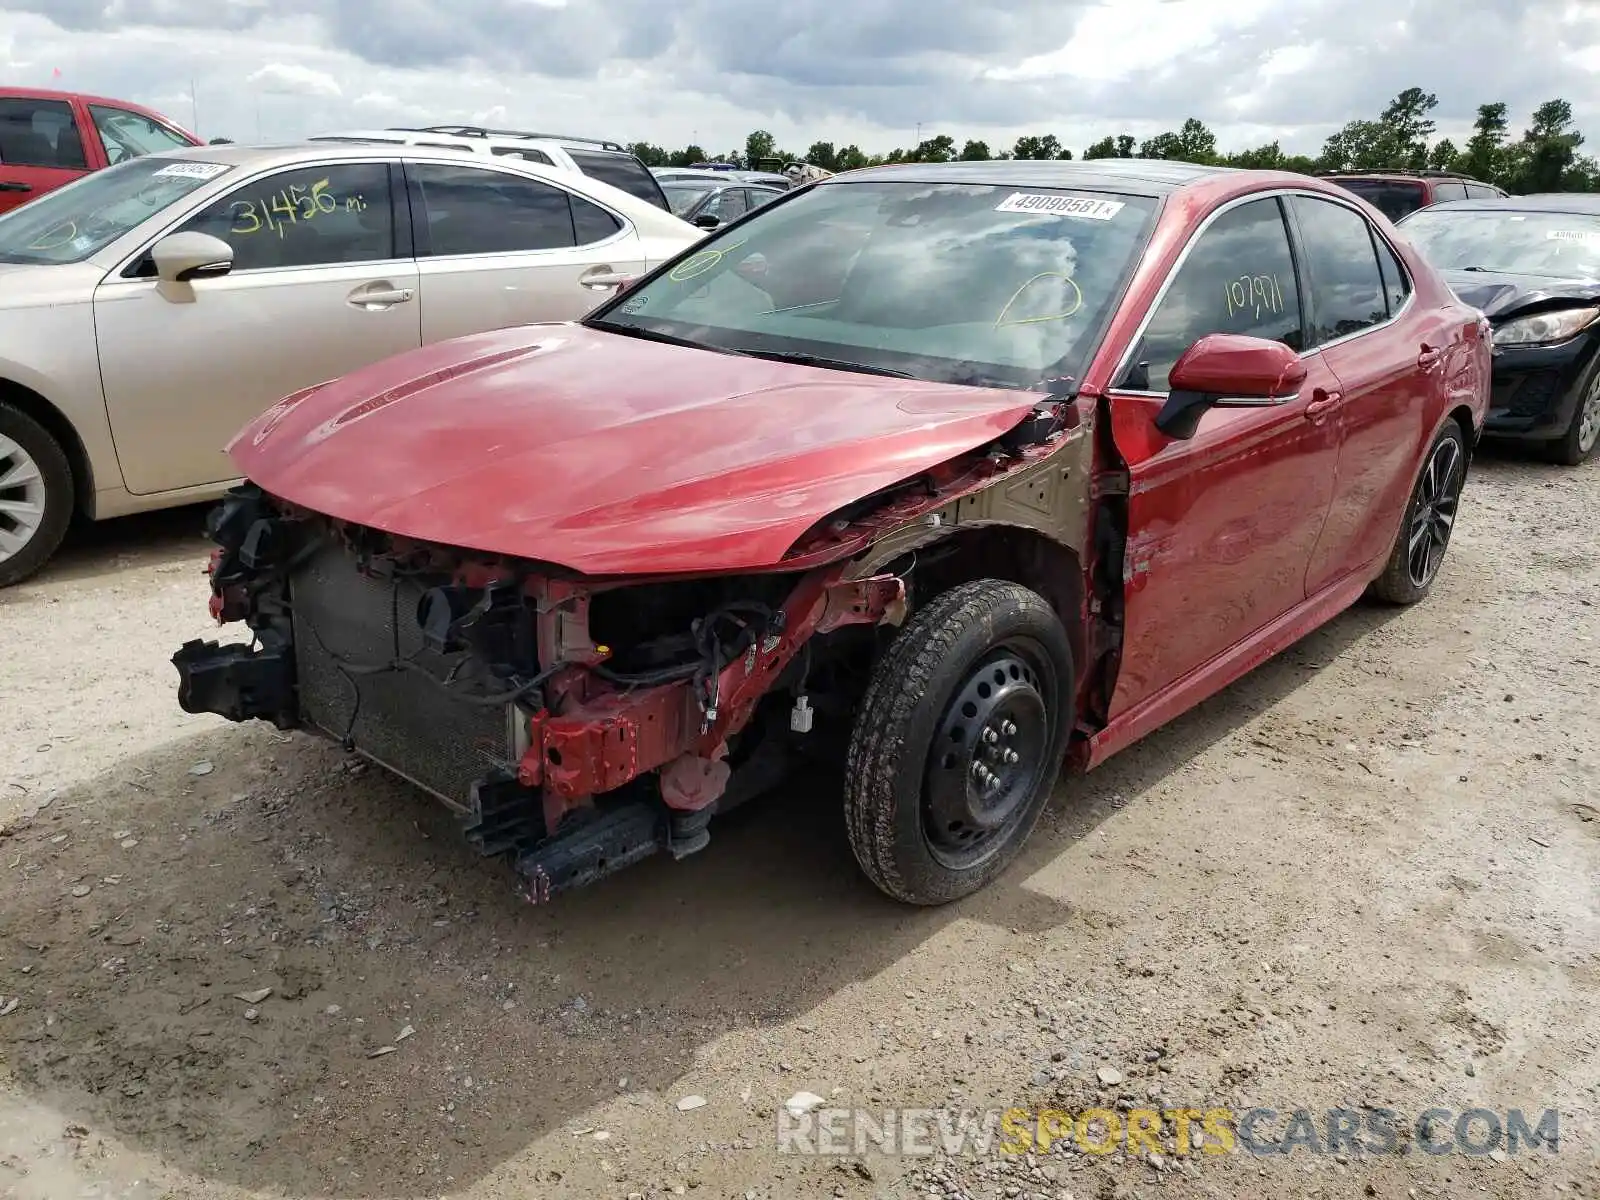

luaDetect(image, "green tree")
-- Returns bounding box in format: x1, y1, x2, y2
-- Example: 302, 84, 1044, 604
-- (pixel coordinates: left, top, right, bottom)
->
1082, 135, 1116, 160
959, 139, 992, 160
745, 130, 776, 167
1012, 134, 1062, 160
1115, 134, 1136, 158
835, 144, 871, 170
667, 144, 707, 168
1426, 137, 1460, 172
1140, 117, 1217, 163
627, 141, 669, 166
1458, 102, 1510, 184
1379, 86, 1438, 169
806, 141, 839, 171
909, 133, 957, 162
1507, 99, 1594, 192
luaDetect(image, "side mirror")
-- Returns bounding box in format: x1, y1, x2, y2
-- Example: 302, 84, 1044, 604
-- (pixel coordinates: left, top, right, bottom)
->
1153, 334, 1308, 440
692, 212, 721, 230
151, 231, 233, 284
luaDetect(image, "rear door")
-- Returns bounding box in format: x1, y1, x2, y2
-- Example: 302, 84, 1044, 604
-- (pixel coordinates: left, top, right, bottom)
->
95, 159, 420, 494
0, 96, 95, 212
405, 160, 647, 341
1289, 193, 1452, 592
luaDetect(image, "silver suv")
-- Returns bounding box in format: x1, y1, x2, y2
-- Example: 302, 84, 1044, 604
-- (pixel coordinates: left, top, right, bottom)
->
310, 126, 673, 212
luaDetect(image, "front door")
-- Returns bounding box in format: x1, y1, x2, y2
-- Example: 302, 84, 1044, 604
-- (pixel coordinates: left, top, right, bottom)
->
0, 97, 93, 213
95, 159, 420, 495
1105, 194, 1342, 716
404, 160, 648, 342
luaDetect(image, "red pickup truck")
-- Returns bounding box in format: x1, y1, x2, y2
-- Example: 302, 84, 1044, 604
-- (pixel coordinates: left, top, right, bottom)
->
0, 87, 202, 213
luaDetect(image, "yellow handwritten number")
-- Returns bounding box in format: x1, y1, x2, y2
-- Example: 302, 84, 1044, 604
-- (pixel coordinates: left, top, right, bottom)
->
230, 200, 262, 235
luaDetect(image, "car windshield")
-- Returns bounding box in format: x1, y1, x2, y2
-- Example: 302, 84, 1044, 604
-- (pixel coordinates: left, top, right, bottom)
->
586, 179, 1158, 389
663, 182, 715, 215
0, 155, 232, 265
1399, 208, 1600, 279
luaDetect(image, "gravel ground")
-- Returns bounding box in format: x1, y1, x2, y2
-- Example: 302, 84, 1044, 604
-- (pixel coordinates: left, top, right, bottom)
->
0, 448, 1595, 1200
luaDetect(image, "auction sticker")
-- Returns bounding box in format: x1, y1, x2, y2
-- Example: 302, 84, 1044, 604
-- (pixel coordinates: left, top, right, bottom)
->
995, 193, 1124, 220
1547, 228, 1600, 241
152, 161, 230, 179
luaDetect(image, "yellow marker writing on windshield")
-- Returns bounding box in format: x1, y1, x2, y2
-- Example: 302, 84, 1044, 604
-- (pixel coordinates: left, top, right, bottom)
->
994, 272, 1083, 327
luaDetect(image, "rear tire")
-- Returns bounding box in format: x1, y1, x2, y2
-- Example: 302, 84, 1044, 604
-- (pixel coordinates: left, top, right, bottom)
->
1369, 420, 1468, 605
1545, 355, 1600, 467
0, 401, 73, 589
843, 579, 1074, 905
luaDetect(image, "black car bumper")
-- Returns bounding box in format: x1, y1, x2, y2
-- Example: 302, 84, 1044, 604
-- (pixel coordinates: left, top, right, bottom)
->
1484, 336, 1597, 440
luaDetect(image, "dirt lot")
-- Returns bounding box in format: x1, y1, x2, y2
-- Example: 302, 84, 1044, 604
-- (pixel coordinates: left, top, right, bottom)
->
0, 450, 1596, 1200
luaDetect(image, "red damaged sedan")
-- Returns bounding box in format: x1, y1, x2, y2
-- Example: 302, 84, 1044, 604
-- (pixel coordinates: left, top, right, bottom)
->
174, 161, 1489, 906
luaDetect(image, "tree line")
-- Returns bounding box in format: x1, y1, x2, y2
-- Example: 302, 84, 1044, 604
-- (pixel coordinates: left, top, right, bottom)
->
627, 89, 1598, 194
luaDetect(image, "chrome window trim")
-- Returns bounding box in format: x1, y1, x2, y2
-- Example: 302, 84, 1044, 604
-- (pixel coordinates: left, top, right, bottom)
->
1109, 187, 1417, 393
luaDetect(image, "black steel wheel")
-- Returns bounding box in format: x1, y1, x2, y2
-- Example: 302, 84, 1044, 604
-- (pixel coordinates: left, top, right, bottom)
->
844, 579, 1074, 905
1370, 419, 1469, 605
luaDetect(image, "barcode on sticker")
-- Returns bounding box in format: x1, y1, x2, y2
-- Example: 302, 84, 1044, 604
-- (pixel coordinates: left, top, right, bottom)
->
1546, 228, 1600, 242
151, 161, 229, 179
995, 193, 1125, 220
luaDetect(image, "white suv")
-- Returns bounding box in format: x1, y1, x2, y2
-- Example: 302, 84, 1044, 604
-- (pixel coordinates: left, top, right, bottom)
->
310, 126, 673, 212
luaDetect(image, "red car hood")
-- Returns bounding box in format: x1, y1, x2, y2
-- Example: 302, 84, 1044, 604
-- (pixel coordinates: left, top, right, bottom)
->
230, 323, 1038, 576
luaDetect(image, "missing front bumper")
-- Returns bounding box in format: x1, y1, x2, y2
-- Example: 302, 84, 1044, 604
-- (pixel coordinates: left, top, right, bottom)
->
173, 638, 298, 729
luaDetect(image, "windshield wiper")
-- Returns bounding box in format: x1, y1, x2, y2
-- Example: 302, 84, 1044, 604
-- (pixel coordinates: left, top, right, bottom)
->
730, 349, 915, 378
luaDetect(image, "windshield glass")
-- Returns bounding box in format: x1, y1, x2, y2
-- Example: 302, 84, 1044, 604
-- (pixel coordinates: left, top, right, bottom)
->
663, 182, 714, 215
1399, 208, 1600, 279
586, 180, 1158, 388
0, 156, 231, 265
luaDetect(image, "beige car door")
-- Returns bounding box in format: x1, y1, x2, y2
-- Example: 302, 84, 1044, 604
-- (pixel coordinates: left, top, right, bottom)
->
94, 159, 421, 496
404, 160, 647, 342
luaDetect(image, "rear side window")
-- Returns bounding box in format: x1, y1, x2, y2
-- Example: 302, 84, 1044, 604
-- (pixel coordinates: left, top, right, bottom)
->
1372, 234, 1411, 315
1128, 196, 1304, 392
1333, 179, 1426, 223
1430, 180, 1468, 203
572, 195, 622, 244
492, 146, 555, 166
89, 105, 193, 163
1290, 196, 1388, 344
0, 98, 88, 170
566, 149, 669, 209
1463, 183, 1501, 199
411, 162, 576, 254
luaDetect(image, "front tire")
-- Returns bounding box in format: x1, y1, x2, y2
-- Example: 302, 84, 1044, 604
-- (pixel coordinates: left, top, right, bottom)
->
1369, 419, 1469, 605
843, 579, 1075, 905
1546, 355, 1600, 467
0, 401, 73, 589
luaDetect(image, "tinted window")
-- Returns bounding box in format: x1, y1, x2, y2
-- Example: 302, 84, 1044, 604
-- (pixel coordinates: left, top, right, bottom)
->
1334, 179, 1427, 223
1291, 196, 1387, 344
706, 187, 748, 221
567, 149, 668, 208
176, 162, 394, 271
746, 187, 782, 212
1129, 197, 1302, 392
592, 181, 1159, 390
89, 106, 192, 163
1463, 183, 1500, 199
662, 182, 714, 216
572, 194, 622, 244
1430, 180, 1468, 203
0, 99, 87, 170
412, 163, 575, 254
1373, 234, 1411, 315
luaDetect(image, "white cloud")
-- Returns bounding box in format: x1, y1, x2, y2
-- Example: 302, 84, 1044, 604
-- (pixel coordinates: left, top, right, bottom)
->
246, 62, 343, 98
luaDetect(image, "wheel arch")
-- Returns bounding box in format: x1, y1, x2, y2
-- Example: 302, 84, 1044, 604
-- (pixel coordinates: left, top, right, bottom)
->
0, 377, 95, 517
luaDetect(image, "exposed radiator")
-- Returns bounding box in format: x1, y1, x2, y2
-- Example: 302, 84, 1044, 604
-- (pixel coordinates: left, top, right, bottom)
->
289, 542, 516, 812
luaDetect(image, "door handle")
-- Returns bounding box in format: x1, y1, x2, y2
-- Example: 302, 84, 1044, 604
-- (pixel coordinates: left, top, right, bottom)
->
1417, 344, 1443, 369
347, 285, 414, 310
580, 266, 637, 291
1305, 388, 1342, 422
0, 182, 32, 193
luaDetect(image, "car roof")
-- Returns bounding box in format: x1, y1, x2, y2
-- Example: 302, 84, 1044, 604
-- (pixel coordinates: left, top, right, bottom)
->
830, 157, 1240, 197
1410, 194, 1600, 217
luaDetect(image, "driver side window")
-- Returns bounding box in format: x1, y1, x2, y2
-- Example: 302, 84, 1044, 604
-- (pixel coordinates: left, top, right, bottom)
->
1125, 197, 1304, 392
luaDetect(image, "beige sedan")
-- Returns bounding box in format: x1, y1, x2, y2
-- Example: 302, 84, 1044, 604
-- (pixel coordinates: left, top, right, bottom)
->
0, 142, 702, 586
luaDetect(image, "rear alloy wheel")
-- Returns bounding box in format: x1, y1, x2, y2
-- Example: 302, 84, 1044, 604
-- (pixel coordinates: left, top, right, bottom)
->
1369, 420, 1469, 605
843, 579, 1074, 905
1548, 357, 1600, 466
0, 402, 73, 589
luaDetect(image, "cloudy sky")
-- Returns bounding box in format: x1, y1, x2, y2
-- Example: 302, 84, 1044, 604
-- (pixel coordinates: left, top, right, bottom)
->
3, 0, 1599, 159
